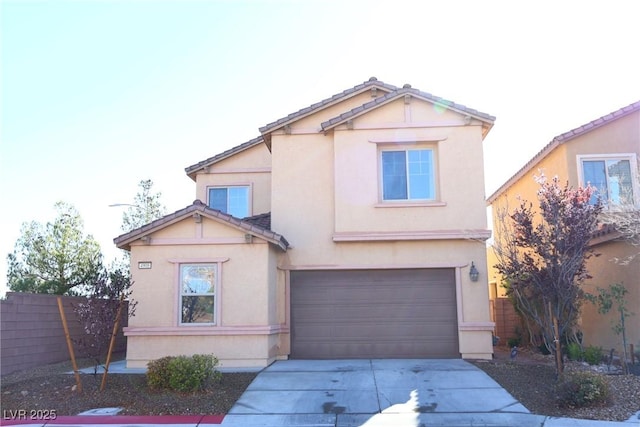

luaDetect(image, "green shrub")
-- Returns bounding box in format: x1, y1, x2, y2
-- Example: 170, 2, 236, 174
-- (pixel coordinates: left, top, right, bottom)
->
146, 354, 221, 392
566, 342, 583, 361
146, 356, 173, 390
583, 346, 604, 365
556, 371, 609, 407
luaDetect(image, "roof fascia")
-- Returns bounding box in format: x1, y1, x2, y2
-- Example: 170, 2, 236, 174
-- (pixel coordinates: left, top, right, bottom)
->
184, 136, 265, 181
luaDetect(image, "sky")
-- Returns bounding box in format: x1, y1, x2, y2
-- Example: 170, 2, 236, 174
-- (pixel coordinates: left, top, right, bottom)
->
1, 0, 639, 295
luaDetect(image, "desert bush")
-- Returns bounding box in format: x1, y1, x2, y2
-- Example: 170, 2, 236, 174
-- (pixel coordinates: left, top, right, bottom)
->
556, 371, 609, 407
583, 346, 604, 365
146, 354, 221, 392
566, 342, 583, 361
146, 356, 174, 390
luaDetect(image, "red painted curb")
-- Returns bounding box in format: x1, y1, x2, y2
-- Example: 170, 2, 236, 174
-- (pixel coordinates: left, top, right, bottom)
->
0, 414, 225, 426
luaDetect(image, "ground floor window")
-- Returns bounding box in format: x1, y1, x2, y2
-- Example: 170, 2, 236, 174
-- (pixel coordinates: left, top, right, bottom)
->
179, 264, 216, 325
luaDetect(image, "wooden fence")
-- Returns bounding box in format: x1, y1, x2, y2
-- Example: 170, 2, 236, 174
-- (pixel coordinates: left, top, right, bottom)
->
491, 297, 522, 345
0, 292, 127, 376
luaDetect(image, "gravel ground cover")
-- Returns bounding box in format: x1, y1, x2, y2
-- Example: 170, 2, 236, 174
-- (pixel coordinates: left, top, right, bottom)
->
1, 351, 639, 421
472, 347, 640, 422
1, 358, 256, 416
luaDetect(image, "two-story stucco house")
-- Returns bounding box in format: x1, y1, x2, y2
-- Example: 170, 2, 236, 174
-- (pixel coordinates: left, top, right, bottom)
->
487, 101, 640, 353
115, 78, 497, 369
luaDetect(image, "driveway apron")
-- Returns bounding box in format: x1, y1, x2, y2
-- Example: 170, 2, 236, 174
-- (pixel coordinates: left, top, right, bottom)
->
221, 359, 534, 427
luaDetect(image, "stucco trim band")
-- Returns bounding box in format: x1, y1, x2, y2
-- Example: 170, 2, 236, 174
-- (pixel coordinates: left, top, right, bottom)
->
124, 324, 288, 336
278, 262, 469, 270
458, 322, 495, 331
332, 230, 492, 242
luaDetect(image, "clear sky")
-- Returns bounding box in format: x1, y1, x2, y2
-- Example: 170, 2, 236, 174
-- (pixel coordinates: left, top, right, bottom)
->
1, 0, 639, 295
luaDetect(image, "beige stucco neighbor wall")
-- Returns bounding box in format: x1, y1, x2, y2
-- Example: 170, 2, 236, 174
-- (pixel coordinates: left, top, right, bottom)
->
124, 216, 285, 369
580, 240, 639, 353
270, 96, 494, 359
488, 108, 640, 352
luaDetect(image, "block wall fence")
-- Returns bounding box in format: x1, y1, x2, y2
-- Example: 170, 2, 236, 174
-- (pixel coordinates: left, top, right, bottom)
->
1, 292, 127, 376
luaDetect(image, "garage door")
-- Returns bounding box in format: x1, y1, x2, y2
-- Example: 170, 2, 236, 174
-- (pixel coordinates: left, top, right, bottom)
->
290, 269, 459, 359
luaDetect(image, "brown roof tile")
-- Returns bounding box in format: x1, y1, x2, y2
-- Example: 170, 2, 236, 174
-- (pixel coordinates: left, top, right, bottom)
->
243, 212, 271, 230
113, 200, 288, 251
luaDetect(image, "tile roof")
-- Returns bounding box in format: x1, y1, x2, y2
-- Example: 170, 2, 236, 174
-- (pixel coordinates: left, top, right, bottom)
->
184, 136, 264, 181
259, 77, 398, 134
487, 100, 640, 204
320, 84, 495, 133
243, 212, 271, 230
185, 78, 496, 178
113, 200, 289, 251
590, 222, 622, 246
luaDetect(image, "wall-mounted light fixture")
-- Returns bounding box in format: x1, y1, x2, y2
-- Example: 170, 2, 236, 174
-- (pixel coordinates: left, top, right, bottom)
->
469, 262, 479, 282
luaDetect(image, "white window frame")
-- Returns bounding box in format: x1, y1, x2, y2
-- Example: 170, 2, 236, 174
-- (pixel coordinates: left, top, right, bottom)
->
378, 146, 438, 203
576, 153, 639, 208
178, 263, 219, 326
207, 184, 252, 218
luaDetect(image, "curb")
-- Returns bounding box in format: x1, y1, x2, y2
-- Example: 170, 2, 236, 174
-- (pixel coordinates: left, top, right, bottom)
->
0, 415, 225, 426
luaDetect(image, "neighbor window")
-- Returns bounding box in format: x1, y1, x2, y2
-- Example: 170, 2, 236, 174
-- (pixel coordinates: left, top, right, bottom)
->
179, 264, 216, 325
208, 186, 249, 217
580, 156, 636, 207
381, 149, 435, 201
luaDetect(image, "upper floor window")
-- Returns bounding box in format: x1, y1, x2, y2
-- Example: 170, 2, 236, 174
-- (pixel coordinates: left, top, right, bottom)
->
179, 264, 216, 325
579, 155, 637, 207
381, 148, 435, 201
208, 186, 249, 218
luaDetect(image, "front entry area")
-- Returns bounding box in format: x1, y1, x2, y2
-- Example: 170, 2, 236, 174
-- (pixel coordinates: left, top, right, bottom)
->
290, 269, 459, 359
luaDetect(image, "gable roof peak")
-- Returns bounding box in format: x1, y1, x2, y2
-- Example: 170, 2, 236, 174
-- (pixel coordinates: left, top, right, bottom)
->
320, 84, 496, 135
113, 200, 288, 251
259, 77, 398, 136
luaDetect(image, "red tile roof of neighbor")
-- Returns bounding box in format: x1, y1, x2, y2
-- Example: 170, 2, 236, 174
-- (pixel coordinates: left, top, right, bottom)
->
487, 100, 640, 204
113, 201, 288, 251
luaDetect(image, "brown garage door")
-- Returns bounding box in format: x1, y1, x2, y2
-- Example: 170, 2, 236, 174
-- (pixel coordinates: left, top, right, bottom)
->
290, 269, 459, 359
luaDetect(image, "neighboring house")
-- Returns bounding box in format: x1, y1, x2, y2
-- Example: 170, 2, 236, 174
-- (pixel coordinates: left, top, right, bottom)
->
487, 101, 640, 353
115, 77, 497, 369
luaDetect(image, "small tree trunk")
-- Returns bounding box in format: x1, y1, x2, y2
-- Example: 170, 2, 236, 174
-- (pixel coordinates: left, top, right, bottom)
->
620, 308, 629, 374
550, 302, 563, 377
101, 295, 125, 391
57, 297, 82, 393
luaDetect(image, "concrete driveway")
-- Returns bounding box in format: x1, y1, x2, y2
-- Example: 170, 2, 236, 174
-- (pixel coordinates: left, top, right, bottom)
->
221, 359, 535, 427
